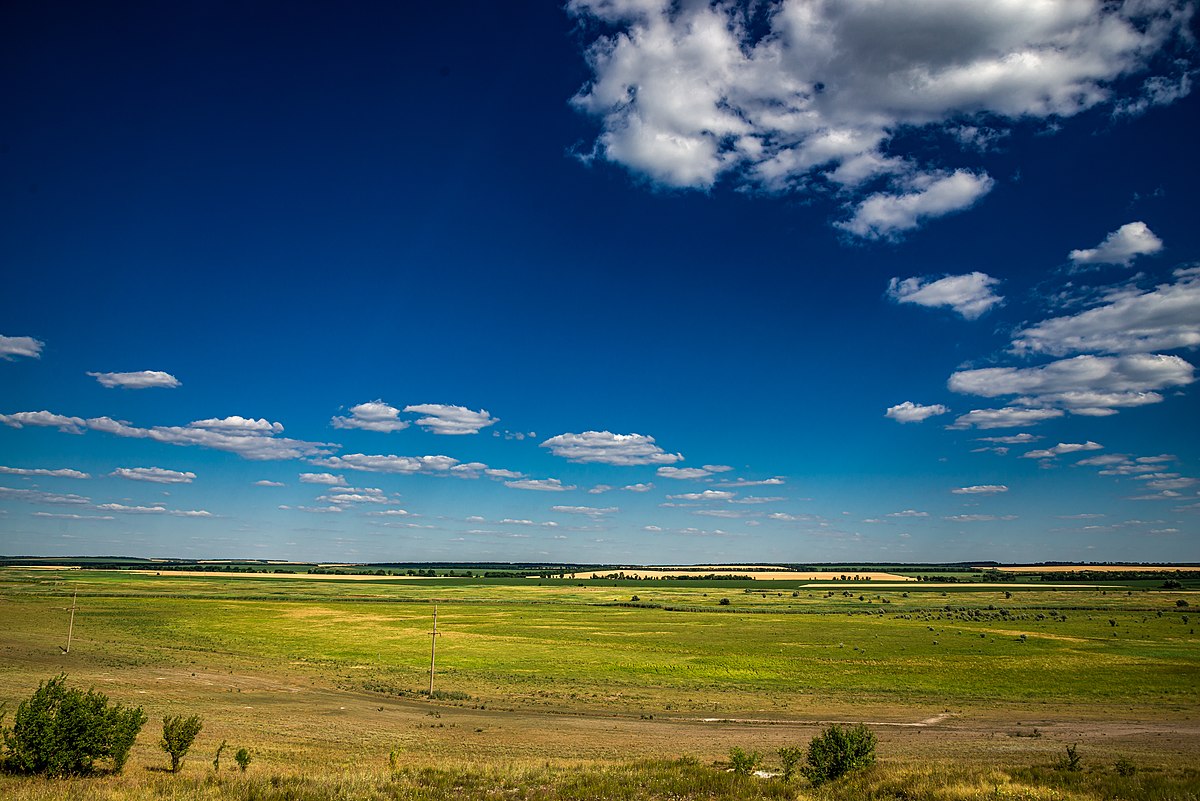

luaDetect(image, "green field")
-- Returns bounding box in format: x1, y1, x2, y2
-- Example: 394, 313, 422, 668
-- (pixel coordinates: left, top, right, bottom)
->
1, 568, 1197, 799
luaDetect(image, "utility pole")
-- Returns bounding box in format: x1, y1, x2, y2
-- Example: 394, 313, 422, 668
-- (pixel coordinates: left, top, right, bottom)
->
60, 590, 78, 654
428, 605, 438, 696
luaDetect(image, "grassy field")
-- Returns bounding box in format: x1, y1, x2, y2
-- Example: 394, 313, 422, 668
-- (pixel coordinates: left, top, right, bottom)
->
0, 568, 1197, 799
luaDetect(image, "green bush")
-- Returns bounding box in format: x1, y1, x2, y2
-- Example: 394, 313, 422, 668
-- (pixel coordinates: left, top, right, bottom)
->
161, 714, 203, 772
1, 674, 146, 777
727, 746, 760, 775
778, 746, 804, 781
801, 723, 876, 786
234, 747, 252, 772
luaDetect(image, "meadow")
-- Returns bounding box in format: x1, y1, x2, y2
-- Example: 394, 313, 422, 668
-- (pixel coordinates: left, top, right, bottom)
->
0, 566, 1196, 799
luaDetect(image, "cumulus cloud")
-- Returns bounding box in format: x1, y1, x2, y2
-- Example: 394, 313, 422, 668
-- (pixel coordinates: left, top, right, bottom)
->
311, 454, 460, 475
96, 502, 212, 517
404, 403, 498, 435
1013, 267, 1200, 356
0, 410, 87, 433
32, 512, 114, 520
887, 272, 1002, 319
885, 401, 950, 423
0, 465, 89, 479
887, 509, 928, 518
622, 482, 655, 492
838, 171, 994, 239
716, 476, 786, 487
948, 407, 1064, 429
569, 1, 1191, 235
0, 486, 90, 505
0, 335, 44, 360
1068, 221, 1164, 267
657, 466, 713, 479
505, 478, 576, 491
1021, 441, 1103, 460
666, 489, 736, 501
551, 505, 618, 516
331, 401, 409, 433
975, 433, 1039, 445
80, 415, 334, 461
299, 472, 347, 486
111, 467, 196, 484
951, 484, 1008, 494
88, 370, 180, 389
542, 431, 682, 465
945, 514, 1017, 522
949, 353, 1194, 417
254, 480, 285, 487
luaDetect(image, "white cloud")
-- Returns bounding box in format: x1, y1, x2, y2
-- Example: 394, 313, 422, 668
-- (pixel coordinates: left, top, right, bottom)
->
948, 407, 1064, 429
975, 433, 1038, 444
404, 403, 498, 435
82, 415, 334, 461
657, 466, 713, 479
331, 401, 409, 433
667, 489, 736, 501
839, 171, 994, 239
1068, 221, 1164, 267
311, 454, 460, 475
299, 472, 347, 485
1013, 268, 1200, 356
885, 401, 950, 423
951, 484, 1009, 495
1021, 441, 1103, 460
887, 272, 1002, 319
701, 464, 733, 473
570, 1, 1190, 235
949, 353, 1195, 416
484, 468, 525, 480
0, 335, 44, 360
0, 486, 90, 505
319, 487, 395, 505
542, 431, 682, 465
588, 484, 614, 494
0, 465, 90, 479
622, 482, 654, 492
0, 410, 87, 433
111, 467, 196, 484
944, 514, 1017, 522
254, 480, 285, 487
367, 509, 411, 517
88, 370, 180, 389
32, 512, 114, 520
551, 505, 618, 516
96, 502, 212, 517
504, 478, 576, 491
716, 476, 786, 487
887, 509, 928, 518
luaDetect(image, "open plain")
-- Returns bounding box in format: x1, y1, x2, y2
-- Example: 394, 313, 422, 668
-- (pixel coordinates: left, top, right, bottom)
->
0, 566, 1197, 800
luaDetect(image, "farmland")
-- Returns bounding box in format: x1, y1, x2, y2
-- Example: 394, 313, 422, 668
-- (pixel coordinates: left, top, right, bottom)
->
0, 566, 1197, 799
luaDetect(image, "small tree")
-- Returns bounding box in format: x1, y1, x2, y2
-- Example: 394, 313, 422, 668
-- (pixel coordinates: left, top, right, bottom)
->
234, 747, 252, 772
802, 723, 876, 786
213, 740, 227, 772
2, 674, 146, 777
728, 746, 760, 775
161, 714, 203, 772
778, 746, 804, 781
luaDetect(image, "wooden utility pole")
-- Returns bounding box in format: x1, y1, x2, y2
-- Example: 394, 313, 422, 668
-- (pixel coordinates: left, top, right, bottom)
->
60, 590, 78, 654
428, 605, 439, 696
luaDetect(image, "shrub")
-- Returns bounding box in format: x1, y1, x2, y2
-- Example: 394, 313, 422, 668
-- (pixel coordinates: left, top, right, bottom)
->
801, 723, 876, 786
1, 674, 146, 777
161, 714, 203, 772
1114, 756, 1136, 776
727, 746, 760, 775
1059, 743, 1082, 772
234, 747, 252, 772
778, 746, 804, 781
718, 598, 731, 606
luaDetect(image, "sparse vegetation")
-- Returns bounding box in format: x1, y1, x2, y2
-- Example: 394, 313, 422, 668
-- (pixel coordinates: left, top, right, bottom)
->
727, 746, 760, 775
160, 714, 202, 773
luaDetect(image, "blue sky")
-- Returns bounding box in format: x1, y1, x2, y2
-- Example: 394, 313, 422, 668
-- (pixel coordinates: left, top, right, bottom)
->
2, 1, 1198, 564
